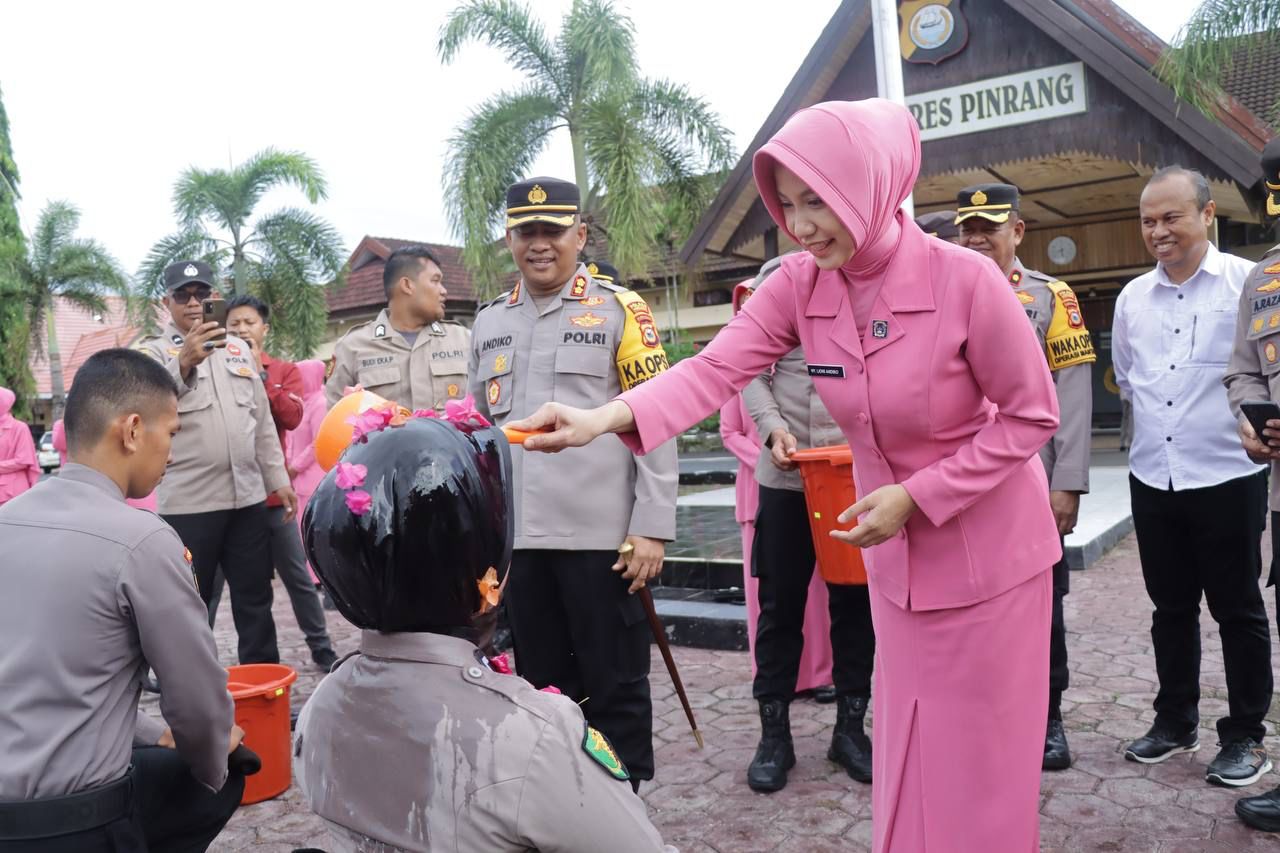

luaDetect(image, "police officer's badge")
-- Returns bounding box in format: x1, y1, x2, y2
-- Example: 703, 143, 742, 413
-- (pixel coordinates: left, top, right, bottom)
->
487, 379, 501, 407
493, 354, 508, 374
183, 264, 199, 277
582, 724, 630, 781
899, 0, 969, 66
374, 324, 387, 338
171, 334, 185, 346
528, 184, 548, 205
872, 320, 890, 339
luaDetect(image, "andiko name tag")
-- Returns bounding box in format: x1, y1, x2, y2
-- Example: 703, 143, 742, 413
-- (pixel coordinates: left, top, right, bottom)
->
807, 364, 845, 378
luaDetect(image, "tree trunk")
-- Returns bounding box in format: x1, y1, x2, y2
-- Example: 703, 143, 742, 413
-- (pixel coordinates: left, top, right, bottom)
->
570, 127, 590, 214
233, 245, 247, 296
45, 301, 65, 422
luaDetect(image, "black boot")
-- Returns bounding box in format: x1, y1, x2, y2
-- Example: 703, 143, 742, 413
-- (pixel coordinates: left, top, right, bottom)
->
1043, 718, 1072, 770
828, 695, 872, 783
747, 699, 795, 792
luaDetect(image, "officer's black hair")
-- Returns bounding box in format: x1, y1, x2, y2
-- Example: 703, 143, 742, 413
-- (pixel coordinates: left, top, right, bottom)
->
226, 294, 270, 322
64, 349, 179, 454
384, 246, 442, 300
1148, 166, 1212, 211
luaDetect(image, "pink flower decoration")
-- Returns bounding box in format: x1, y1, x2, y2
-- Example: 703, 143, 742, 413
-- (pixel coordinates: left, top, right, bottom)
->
388, 409, 410, 427
342, 384, 364, 396
489, 653, 513, 675
412, 409, 439, 419
539, 685, 563, 696
444, 395, 491, 427
344, 489, 373, 516
345, 406, 394, 444
334, 462, 367, 490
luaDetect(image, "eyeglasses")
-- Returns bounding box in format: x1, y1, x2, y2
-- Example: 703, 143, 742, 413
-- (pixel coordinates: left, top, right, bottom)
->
170, 287, 213, 305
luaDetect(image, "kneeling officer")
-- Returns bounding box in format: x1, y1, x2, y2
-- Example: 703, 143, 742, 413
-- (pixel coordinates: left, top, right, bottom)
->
0, 349, 250, 852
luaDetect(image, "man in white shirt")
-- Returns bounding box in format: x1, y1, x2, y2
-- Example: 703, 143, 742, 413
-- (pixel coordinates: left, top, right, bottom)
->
1113, 166, 1272, 788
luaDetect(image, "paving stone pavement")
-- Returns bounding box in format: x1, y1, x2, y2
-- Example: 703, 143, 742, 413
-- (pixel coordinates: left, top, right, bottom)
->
183, 528, 1280, 851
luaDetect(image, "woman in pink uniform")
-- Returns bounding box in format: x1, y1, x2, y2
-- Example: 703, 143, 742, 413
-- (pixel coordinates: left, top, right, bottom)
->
510, 98, 1060, 852
0, 387, 39, 506
719, 281, 833, 690
286, 360, 328, 579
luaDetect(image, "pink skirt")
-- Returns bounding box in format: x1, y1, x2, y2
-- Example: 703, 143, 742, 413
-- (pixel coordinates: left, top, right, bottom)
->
869, 568, 1051, 852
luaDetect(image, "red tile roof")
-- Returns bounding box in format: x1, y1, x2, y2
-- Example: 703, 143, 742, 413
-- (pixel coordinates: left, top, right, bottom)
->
1221, 34, 1280, 132
326, 237, 479, 314
28, 297, 135, 395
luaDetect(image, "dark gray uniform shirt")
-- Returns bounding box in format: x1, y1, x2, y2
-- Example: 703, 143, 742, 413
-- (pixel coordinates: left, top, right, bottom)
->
1224, 245, 1280, 510
0, 464, 233, 798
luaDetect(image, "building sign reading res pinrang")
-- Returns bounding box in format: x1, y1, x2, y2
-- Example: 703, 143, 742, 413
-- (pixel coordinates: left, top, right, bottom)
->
906, 62, 1087, 141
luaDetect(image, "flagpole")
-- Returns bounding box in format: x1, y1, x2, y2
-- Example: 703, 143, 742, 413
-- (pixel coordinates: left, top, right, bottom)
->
871, 0, 914, 218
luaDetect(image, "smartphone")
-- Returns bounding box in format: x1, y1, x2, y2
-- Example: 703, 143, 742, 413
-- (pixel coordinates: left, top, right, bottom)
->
202, 298, 228, 347
1241, 399, 1280, 440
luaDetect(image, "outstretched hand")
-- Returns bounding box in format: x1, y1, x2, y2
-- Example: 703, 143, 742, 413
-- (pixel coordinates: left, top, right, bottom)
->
507, 400, 635, 453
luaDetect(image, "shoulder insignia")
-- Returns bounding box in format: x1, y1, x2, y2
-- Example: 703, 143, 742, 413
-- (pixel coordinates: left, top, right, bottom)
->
1265, 261, 1280, 274
430, 322, 444, 335
569, 275, 589, 299
579, 295, 607, 307
374, 324, 387, 338
614, 290, 668, 391
1016, 291, 1035, 305
170, 334, 185, 346
507, 280, 522, 306
1044, 281, 1095, 371
1256, 279, 1280, 294
1009, 270, 1022, 285
582, 724, 630, 781
595, 280, 626, 293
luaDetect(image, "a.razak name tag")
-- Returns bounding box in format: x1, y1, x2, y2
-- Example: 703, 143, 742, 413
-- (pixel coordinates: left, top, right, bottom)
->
807, 364, 845, 378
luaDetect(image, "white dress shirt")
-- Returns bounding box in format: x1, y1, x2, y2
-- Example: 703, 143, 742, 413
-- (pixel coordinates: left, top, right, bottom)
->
1113, 243, 1264, 490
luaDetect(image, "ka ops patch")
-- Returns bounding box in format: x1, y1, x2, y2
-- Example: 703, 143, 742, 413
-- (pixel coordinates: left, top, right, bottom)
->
583, 724, 630, 781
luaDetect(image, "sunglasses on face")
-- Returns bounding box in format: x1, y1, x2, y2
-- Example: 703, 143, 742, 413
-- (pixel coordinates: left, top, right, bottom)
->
171, 287, 213, 305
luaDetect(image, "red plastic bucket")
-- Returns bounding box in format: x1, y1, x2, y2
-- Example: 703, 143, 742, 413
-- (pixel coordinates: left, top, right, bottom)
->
225, 664, 298, 804
790, 445, 867, 585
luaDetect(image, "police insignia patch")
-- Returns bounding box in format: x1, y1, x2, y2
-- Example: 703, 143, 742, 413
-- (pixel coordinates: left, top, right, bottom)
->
1271, 313, 1280, 330
1259, 280, 1280, 294
1266, 262, 1280, 275
166, 348, 180, 356
586, 262, 599, 276
493, 354, 509, 373
1267, 342, 1278, 365
569, 275, 589, 299
487, 379, 501, 406
971, 190, 988, 206
1255, 317, 1266, 334
184, 548, 193, 564
508, 281, 522, 305
871, 320, 889, 339
374, 324, 387, 338
1016, 292, 1035, 305
582, 724, 630, 781
171, 334, 184, 346
237, 367, 252, 377
1009, 270, 1021, 285
447, 383, 460, 398
227, 343, 241, 356
528, 184, 548, 205
570, 312, 606, 328
579, 296, 606, 307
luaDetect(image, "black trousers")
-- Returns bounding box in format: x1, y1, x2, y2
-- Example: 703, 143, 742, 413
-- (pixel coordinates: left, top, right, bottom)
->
752, 485, 876, 702
0, 748, 243, 853
164, 504, 279, 664
506, 549, 654, 780
1048, 546, 1070, 720
1130, 471, 1272, 743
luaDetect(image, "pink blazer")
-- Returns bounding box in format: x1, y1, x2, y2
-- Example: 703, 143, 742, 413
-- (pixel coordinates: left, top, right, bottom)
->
622, 227, 1062, 611
719, 397, 760, 525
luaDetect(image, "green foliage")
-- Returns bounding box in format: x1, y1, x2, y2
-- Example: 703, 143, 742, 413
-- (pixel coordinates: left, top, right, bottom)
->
662, 339, 719, 433
1155, 0, 1280, 123
137, 149, 346, 359
438, 0, 735, 299
0, 82, 33, 417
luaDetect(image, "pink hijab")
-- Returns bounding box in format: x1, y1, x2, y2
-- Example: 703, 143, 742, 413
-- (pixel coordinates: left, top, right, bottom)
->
752, 98, 921, 283
288, 359, 329, 500
0, 387, 39, 502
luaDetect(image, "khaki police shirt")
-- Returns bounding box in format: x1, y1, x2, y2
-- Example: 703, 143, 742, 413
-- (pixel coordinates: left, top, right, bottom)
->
468, 267, 677, 550
1010, 259, 1095, 494
295, 632, 673, 853
0, 464, 233, 799
136, 322, 289, 514
325, 308, 472, 413
741, 348, 843, 492
1223, 245, 1280, 511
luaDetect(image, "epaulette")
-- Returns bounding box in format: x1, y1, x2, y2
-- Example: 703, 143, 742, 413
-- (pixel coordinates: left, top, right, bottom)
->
336, 318, 373, 342
1020, 267, 1056, 285
483, 291, 511, 310
595, 281, 626, 294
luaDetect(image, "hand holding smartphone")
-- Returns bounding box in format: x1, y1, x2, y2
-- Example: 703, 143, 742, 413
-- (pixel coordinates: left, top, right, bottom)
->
202, 298, 228, 348
1241, 399, 1280, 444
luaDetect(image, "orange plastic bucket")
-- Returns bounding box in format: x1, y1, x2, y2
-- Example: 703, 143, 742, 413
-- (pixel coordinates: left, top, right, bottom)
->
314, 390, 410, 472
225, 664, 298, 804
790, 445, 867, 585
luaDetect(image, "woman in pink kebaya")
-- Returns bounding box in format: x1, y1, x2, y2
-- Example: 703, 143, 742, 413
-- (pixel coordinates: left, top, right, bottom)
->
286, 359, 328, 580
0, 387, 39, 506
510, 98, 1060, 852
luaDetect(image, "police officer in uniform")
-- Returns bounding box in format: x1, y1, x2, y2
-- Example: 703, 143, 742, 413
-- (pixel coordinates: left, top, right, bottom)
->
0, 349, 247, 852
296, 412, 674, 852
957, 183, 1095, 770
469, 177, 678, 788
135, 260, 295, 665
1225, 137, 1280, 832
326, 245, 471, 412
914, 210, 960, 243
738, 254, 876, 793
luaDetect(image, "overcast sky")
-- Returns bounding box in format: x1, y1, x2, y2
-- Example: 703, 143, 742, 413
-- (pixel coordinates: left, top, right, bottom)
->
2, 0, 1203, 273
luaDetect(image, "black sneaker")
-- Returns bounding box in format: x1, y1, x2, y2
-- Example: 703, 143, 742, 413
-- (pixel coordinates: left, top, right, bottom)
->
1124, 725, 1199, 764
312, 648, 339, 671
1236, 785, 1280, 831
1043, 719, 1072, 771
1207, 739, 1272, 787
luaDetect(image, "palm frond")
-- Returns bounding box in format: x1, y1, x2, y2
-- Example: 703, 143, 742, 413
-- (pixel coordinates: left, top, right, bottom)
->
634, 79, 736, 171
439, 0, 563, 96
1155, 0, 1280, 117
561, 0, 638, 102
581, 93, 661, 277
173, 169, 243, 232
249, 207, 346, 281
442, 86, 560, 295
48, 240, 129, 300
237, 148, 329, 209
134, 229, 223, 301
246, 259, 330, 359
29, 201, 81, 277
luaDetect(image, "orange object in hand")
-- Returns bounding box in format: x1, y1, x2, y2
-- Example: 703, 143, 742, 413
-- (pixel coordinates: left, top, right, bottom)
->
314, 390, 410, 472
501, 426, 550, 445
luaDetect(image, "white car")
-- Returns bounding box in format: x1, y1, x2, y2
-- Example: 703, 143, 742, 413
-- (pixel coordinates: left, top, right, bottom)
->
37, 432, 60, 472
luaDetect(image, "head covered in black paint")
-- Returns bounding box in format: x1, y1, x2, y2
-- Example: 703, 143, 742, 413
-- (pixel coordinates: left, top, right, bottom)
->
302, 416, 513, 633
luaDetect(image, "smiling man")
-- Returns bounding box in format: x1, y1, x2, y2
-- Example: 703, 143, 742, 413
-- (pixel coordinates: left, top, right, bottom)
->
467, 177, 677, 791
1113, 167, 1271, 788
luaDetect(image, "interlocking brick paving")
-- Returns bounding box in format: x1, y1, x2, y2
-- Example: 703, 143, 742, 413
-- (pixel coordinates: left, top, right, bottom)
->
180, 528, 1280, 851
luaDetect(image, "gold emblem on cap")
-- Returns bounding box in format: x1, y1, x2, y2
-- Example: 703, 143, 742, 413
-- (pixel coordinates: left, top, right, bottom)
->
971, 190, 988, 206
587, 262, 599, 275
528, 184, 548, 205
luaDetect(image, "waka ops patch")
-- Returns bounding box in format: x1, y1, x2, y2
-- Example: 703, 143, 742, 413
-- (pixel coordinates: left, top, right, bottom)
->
582, 724, 630, 781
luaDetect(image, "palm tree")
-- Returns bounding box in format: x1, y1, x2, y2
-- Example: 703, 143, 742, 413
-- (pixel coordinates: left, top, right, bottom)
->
0, 81, 35, 419
135, 148, 346, 359
5, 201, 128, 420
1155, 1, 1279, 125
438, 0, 735, 296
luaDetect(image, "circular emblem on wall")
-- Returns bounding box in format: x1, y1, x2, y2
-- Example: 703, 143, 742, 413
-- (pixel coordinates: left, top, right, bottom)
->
1047, 236, 1078, 266
909, 4, 955, 50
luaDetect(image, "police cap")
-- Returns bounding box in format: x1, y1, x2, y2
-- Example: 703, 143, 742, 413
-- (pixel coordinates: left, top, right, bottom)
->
955, 183, 1020, 224
1264, 136, 1280, 219
506, 176, 579, 230
586, 260, 620, 283
163, 259, 216, 293
915, 210, 959, 240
